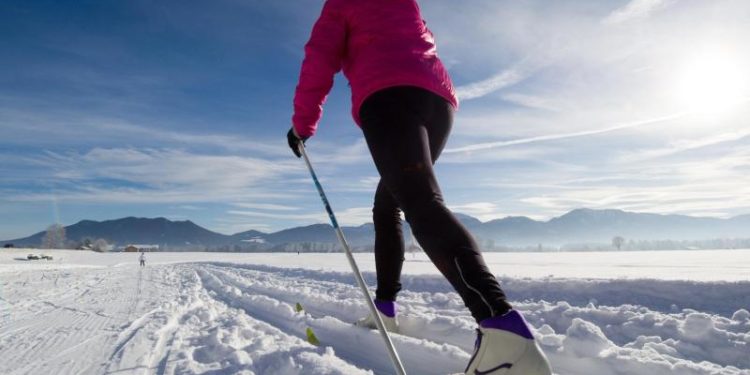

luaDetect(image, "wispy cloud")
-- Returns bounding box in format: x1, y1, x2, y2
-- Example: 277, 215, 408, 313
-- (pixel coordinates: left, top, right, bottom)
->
0, 110, 288, 157
233, 203, 299, 211
445, 112, 689, 154
619, 129, 750, 163
43, 148, 298, 189
174, 205, 204, 211
517, 145, 750, 218
8, 186, 294, 205
455, 67, 528, 101
99, 122, 288, 157
603, 0, 673, 25
228, 206, 372, 227
227, 210, 324, 221
521, 180, 750, 218
5, 147, 307, 205
500, 93, 563, 112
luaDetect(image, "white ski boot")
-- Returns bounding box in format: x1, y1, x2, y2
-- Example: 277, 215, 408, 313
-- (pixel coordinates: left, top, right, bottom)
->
354, 299, 399, 333
464, 310, 551, 375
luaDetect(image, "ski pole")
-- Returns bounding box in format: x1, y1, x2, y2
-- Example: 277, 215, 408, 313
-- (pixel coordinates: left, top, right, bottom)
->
298, 143, 407, 375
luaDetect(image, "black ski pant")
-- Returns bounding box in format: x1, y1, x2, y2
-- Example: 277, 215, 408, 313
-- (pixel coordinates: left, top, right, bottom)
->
359, 86, 512, 323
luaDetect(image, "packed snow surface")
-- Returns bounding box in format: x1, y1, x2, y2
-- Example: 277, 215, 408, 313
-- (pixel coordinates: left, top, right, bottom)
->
1, 249, 748, 375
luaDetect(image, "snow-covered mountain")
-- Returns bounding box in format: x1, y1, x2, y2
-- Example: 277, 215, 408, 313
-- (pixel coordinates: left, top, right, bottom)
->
4, 208, 749, 250
5, 217, 231, 249
476, 208, 750, 245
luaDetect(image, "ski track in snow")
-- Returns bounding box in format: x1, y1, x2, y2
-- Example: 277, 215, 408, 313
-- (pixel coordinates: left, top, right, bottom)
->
0, 250, 748, 375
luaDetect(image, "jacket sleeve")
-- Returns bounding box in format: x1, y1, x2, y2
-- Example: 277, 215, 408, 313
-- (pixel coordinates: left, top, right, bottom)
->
292, 0, 347, 138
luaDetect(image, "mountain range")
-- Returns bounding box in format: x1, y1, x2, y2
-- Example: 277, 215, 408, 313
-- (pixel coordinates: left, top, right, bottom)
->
4, 208, 749, 251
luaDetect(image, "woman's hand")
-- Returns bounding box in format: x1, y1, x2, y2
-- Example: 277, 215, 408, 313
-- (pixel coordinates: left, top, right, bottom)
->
287, 127, 308, 158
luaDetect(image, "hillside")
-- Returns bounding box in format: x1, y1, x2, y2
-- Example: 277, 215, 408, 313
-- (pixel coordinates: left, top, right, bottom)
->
4, 209, 749, 250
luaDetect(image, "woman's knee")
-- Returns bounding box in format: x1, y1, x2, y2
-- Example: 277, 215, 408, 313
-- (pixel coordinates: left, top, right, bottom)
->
373, 205, 401, 224
401, 194, 447, 224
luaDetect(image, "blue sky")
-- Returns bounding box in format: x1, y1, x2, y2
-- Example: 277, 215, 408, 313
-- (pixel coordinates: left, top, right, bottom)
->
2, 0, 749, 240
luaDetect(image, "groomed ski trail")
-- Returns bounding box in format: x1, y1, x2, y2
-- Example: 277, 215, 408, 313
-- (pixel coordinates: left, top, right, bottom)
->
1, 263, 375, 375
194, 263, 470, 374
2, 252, 748, 375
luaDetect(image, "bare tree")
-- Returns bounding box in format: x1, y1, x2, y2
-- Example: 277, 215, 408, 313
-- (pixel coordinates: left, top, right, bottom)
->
612, 236, 625, 251
42, 224, 66, 249
92, 239, 109, 252
81, 237, 93, 249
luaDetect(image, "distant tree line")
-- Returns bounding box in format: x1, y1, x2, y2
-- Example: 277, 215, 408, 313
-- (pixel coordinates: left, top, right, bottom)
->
12, 224, 749, 253
29, 224, 111, 251
618, 237, 750, 251
559, 237, 750, 251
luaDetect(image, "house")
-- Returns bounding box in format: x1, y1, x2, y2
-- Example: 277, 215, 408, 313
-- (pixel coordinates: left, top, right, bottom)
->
123, 244, 159, 252
133, 244, 159, 252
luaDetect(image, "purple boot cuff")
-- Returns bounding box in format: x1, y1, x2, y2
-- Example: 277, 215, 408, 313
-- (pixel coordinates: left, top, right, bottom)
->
480, 310, 534, 340
374, 300, 396, 318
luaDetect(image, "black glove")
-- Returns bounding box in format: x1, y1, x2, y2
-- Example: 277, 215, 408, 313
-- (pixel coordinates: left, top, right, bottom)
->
287, 127, 308, 158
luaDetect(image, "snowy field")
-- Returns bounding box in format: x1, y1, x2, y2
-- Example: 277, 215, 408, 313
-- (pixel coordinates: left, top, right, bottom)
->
1, 249, 748, 375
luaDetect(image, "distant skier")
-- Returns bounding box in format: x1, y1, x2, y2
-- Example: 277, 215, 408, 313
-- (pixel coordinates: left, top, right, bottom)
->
139, 251, 145, 267
288, 1, 552, 374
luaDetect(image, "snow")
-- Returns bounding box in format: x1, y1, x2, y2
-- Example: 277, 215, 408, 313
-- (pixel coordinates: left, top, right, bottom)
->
1, 249, 748, 375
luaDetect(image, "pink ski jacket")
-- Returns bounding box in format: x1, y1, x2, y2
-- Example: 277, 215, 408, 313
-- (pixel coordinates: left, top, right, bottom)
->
292, 0, 458, 138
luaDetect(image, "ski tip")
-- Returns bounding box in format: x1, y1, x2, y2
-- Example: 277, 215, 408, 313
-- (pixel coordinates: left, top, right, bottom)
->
306, 327, 320, 346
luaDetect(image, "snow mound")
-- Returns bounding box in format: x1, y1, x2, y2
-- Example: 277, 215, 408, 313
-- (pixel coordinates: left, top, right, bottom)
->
563, 318, 615, 357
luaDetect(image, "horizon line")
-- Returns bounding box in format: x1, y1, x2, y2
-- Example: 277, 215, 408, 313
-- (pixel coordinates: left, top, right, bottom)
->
4, 207, 748, 241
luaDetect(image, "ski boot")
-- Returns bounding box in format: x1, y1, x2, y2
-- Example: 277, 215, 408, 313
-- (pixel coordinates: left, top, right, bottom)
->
465, 310, 552, 375
354, 299, 399, 333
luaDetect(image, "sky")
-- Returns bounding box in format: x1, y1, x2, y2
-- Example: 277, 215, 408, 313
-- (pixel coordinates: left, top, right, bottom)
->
1, 0, 749, 240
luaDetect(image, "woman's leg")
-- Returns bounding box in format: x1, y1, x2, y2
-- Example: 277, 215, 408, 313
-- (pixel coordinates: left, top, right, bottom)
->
360, 86, 511, 322
372, 180, 405, 301
371, 88, 451, 302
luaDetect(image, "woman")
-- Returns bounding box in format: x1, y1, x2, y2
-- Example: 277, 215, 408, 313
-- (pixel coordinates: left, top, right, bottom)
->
288, 1, 551, 374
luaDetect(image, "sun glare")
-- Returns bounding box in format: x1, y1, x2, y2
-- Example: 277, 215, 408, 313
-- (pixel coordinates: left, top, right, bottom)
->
675, 50, 748, 115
